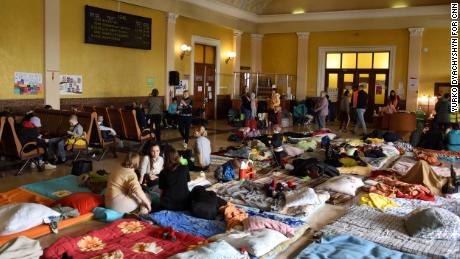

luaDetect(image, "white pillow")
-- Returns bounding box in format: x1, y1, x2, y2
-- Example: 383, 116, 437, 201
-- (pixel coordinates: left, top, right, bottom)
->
0, 203, 60, 235
211, 229, 288, 257
316, 175, 364, 196
284, 187, 321, 208
168, 240, 244, 259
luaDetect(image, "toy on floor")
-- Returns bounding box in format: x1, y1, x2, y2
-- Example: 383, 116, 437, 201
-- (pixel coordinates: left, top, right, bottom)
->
266, 178, 297, 198
152, 226, 177, 241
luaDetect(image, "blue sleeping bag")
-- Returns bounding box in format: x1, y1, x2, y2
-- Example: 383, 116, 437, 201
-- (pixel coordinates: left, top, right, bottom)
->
296, 235, 427, 259
448, 130, 460, 151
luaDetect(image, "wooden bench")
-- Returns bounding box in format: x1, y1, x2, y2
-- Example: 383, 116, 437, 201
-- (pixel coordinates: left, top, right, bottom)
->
0, 117, 45, 175
34, 109, 96, 161
107, 108, 126, 139
120, 109, 154, 142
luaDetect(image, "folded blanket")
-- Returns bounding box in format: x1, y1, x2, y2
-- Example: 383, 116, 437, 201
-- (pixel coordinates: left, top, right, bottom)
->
296, 234, 427, 259
148, 210, 226, 238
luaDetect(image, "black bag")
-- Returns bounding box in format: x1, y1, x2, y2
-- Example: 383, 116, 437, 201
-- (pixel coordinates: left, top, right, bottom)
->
71, 159, 93, 176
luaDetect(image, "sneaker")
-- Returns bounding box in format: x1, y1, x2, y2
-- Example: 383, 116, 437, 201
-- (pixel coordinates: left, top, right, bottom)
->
30, 162, 37, 169
183, 142, 188, 149
44, 163, 57, 170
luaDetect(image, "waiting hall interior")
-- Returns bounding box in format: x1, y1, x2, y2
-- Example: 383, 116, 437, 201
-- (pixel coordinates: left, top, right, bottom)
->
0, 0, 458, 258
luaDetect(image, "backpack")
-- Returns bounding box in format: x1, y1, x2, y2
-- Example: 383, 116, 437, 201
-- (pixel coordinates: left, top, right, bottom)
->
71, 159, 93, 176
215, 162, 238, 182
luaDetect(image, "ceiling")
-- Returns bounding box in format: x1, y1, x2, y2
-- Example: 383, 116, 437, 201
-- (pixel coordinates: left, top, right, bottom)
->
215, 0, 451, 15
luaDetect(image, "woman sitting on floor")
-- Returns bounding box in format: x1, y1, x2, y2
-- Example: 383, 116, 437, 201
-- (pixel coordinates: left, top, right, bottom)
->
419, 124, 444, 150
105, 153, 151, 214
191, 126, 211, 171
139, 143, 164, 188
159, 147, 191, 211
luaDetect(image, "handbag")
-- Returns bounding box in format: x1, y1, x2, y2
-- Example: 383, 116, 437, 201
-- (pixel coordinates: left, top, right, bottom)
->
71, 159, 93, 176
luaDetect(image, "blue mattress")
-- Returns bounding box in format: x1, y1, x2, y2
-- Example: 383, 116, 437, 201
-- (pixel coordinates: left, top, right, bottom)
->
21, 175, 91, 200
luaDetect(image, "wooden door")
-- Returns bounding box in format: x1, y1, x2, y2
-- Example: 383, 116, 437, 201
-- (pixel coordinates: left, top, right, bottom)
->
193, 44, 216, 120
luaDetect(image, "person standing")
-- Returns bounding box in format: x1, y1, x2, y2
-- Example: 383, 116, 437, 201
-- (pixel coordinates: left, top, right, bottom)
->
147, 89, 163, 142
384, 90, 399, 114
270, 87, 282, 126
353, 84, 368, 135
250, 91, 257, 119
314, 91, 329, 129
240, 87, 252, 122
177, 90, 193, 149
339, 90, 350, 132
434, 93, 451, 131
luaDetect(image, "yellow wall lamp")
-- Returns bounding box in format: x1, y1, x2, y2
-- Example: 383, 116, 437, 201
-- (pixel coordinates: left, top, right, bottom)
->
180, 44, 192, 60
225, 51, 236, 64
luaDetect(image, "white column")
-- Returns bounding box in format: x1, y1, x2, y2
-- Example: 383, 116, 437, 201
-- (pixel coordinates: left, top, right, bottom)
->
296, 32, 310, 100
233, 30, 242, 96
250, 34, 263, 73
44, 0, 60, 109
165, 12, 178, 106
407, 28, 424, 111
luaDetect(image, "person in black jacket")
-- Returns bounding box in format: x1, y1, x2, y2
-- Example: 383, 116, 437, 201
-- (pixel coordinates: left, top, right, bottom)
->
159, 147, 191, 211
18, 116, 56, 169
352, 84, 368, 135
177, 90, 193, 149
271, 125, 284, 168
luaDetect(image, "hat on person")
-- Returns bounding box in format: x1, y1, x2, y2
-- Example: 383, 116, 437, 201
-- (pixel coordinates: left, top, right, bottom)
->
30, 116, 41, 128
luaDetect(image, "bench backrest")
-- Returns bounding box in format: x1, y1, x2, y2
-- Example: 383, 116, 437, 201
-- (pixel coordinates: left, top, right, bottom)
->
94, 106, 112, 128
83, 106, 95, 113
120, 109, 142, 141
0, 117, 22, 157
107, 108, 126, 139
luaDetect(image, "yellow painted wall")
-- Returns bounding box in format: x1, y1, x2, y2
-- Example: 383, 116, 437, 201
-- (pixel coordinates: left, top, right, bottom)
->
0, 0, 43, 100
174, 16, 234, 95
60, 0, 166, 98
307, 29, 409, 97
262, 33, 298, 75
419, 28, 450, 97
240, 33, 251, 68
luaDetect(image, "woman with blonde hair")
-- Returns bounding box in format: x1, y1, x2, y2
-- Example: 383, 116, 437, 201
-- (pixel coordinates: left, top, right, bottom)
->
105, 153, 151, 214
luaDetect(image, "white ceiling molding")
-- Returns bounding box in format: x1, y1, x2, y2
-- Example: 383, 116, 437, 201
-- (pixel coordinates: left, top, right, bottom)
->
179, 1, 448, 24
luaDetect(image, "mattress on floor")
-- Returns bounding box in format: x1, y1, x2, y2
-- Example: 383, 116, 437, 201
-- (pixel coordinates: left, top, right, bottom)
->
322, 205, 460, 258
296, 234, 427, 259
21, 175, 91, 200
0, 188, 54, 207
0, 213, 94, 246
42, 219, 205, 259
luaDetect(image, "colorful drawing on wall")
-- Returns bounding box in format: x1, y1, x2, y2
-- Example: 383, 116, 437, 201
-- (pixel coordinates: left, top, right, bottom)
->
59, 75, 83, 95
14, 72, 43, 95
146, 77, 155, 89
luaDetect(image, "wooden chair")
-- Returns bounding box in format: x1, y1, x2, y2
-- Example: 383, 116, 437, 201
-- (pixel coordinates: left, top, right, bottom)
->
88, 115, 117, 161
34, 109, 65, 138
61, 111, 94, 161
94, 106, 112, 128
107, 108, 127, 139
120, 109, 154, 151
0, 117, 45, 175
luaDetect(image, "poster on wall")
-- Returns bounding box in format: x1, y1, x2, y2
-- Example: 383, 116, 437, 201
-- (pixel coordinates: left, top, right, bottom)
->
59, 75, 83, 95
14, 72, 43, 95
176, 80, 189, 95
327, 88, 338, 102
376, 81, 384, 95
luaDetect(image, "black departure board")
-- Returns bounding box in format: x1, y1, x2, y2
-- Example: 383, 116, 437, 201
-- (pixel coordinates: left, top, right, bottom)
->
85, 5, 151, 50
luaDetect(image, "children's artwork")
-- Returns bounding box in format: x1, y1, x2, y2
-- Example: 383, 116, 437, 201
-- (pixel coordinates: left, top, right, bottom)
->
176, 80, 189, 95
14, 72, 43, 95
59, 75, 83, 95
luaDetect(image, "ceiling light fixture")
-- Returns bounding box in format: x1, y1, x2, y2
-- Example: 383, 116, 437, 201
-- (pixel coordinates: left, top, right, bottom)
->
292, 8, 305, 14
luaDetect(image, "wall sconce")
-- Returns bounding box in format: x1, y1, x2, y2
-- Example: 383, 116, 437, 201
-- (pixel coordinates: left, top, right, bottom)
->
180, 44, 192, 60
225, 51, 236, 64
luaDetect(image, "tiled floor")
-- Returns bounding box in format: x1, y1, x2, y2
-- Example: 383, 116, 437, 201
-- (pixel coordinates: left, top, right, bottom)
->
0, 119, 369, 257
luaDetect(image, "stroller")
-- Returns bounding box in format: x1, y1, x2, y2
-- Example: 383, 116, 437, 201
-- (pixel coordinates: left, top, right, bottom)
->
293, 103, 313, 126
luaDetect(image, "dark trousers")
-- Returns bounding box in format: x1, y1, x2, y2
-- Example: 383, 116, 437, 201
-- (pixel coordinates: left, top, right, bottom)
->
147, 114, 162, 141
179, 116, 192, 144
274, 150, 283, 168
163, 113, 178, 127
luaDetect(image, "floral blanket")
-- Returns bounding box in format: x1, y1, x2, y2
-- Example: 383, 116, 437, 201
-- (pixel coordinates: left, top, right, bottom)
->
369, 174, 435, 201
42, 219, 204, 259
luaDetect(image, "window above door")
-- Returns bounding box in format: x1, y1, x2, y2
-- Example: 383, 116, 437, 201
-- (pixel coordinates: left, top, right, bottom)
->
326, 51, 390, 70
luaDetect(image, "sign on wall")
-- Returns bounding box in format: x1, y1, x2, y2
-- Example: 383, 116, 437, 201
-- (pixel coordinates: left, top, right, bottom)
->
85, 5, 152, 50
14, 72, 43, 95
60, 75, 83, 95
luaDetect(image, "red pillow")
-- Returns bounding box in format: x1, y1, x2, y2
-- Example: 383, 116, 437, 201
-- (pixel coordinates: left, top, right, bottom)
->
51, 192, 104, 214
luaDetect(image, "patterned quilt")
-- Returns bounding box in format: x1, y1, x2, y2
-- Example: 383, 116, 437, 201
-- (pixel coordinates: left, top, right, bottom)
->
42, 219, 205, 259
322, 202, 460, 258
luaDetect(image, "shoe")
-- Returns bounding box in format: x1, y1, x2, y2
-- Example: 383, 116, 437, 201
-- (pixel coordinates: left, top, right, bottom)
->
44, 163, 57, 170
183, 143, 188, 149
30, 162, 37, 169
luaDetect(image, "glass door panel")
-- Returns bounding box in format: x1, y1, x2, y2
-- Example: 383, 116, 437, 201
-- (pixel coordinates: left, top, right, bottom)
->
358, 74, 370, 93
374, 74, 387, 105
326, 73, 339, 103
